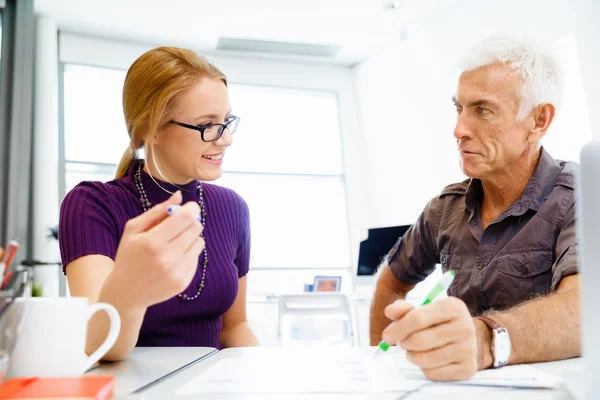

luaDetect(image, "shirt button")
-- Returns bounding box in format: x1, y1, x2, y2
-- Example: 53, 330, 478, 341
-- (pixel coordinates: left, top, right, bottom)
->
441, 256, 447, 264
521, 266, 528, 274
477, 263, 484, 270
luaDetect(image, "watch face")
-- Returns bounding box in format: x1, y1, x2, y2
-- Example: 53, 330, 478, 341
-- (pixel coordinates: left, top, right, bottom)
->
494, 329, 511, 365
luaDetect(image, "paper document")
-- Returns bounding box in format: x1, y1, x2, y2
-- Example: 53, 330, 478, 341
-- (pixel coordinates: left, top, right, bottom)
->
454, 365, 561, 388
176, 349, 561, 395
176, 350, 425, 394
383, 354, 561, 389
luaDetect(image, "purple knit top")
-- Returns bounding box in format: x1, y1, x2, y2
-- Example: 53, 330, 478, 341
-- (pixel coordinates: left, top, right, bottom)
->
58, 160, 251, 348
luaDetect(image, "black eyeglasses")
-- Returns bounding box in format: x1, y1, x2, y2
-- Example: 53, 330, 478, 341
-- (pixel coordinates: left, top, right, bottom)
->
170, 115, 240, 142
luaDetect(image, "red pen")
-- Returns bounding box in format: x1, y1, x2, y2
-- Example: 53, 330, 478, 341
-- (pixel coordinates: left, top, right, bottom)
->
0, 240, 19, 279
1, 271, 13, 290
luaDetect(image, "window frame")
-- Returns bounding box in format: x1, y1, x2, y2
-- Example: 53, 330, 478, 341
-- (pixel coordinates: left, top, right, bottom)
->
58, 33, 373, 288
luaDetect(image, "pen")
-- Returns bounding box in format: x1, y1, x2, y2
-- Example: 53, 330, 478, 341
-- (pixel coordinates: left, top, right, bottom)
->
376, 270, 456, 353
1, 271, 12, 290
166, 205, 203, 222
166, 205, 181, 215
0, 240, 20, 281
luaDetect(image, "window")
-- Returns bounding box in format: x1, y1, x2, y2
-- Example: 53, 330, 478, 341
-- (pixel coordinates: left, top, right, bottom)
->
218, 84, 352, 295
219, 84, 350, 268
63, 65, 128, 165
61, 64, 127, 194
60, 66, 353, 295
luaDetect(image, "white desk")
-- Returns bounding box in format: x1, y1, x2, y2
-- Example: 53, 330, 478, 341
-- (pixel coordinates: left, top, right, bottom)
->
534, 357, 583, 399
85, 346, 217, 397
135, 347, 582, 399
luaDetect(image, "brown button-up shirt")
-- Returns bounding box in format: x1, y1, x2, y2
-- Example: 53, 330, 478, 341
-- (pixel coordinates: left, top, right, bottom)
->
387, 148, 579, 316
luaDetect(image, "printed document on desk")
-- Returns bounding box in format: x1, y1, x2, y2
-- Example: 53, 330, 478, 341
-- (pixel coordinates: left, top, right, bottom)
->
453, 365, 562, 389
384, 353, 562, 389
175, 349, 425, 394
175, 348, 561, 395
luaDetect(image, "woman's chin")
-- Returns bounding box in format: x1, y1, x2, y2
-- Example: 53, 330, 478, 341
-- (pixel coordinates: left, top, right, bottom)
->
196, 167, 222, 182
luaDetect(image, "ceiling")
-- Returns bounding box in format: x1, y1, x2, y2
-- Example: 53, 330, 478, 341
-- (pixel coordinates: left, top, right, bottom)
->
34, 0, 466, 65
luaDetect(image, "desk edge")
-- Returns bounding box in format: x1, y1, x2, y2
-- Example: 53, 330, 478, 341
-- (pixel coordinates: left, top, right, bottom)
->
131, 348, 219, 394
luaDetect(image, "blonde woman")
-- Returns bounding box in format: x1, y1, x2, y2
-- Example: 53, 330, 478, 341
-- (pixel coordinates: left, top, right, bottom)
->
59, 47, 258, 361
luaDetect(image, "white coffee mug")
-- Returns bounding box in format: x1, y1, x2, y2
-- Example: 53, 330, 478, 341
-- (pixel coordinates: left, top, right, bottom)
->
6, 297, 121, 377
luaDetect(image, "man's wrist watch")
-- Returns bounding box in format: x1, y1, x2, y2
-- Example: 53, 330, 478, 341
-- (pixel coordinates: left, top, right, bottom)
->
477, 316, 511, 368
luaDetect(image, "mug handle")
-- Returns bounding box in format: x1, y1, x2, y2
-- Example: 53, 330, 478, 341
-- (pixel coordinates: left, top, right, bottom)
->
82, 302, 121, 372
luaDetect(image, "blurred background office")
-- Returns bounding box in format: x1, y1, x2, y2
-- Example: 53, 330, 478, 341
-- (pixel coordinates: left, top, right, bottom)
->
0, 0, 598, 346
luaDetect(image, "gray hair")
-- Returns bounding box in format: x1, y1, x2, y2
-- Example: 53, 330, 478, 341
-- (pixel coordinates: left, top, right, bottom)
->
459, 34, 565, 121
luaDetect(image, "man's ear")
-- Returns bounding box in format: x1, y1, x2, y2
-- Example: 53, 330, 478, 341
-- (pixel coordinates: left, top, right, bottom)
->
527, 103, 555, 144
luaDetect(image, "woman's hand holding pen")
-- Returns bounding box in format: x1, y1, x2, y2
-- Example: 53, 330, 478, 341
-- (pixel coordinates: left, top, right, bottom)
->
105, 190, 205, 308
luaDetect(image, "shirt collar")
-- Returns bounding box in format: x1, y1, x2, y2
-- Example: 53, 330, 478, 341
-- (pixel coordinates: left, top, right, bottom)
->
464, 147, 561, 216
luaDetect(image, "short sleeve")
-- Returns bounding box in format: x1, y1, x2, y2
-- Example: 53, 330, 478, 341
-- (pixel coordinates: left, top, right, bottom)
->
551, 196, 579, 289
58, 182, 118, 274
387, 197, 441, 285
234, 195, 251, 278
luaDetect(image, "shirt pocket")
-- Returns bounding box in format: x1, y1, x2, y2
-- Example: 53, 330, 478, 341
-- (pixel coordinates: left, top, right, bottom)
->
440, 249, 463, 297
497, 249, 553, 303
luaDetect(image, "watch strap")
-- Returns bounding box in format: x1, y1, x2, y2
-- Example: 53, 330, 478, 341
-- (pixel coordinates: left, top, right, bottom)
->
476, 316, 508, 368
477, 315, 502, 331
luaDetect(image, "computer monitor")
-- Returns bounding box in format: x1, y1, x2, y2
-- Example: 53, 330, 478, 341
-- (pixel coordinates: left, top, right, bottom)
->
579, 140, 600, 398
357, 225, 412, 276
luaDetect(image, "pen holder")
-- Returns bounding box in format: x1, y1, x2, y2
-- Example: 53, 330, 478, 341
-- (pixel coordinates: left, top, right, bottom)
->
0, 270, 31, 382
20, 261, 61, 297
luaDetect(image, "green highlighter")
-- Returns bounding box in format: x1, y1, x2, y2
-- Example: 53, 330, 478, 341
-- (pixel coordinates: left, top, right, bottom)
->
377, 270, 456, 352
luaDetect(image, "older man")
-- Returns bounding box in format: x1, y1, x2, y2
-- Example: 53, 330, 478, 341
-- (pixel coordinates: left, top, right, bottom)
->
370, 35, 580, 381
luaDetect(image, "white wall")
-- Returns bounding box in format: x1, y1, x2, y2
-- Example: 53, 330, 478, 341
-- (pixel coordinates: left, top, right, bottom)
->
571, 0, 600, 137
354, 0, 596, 228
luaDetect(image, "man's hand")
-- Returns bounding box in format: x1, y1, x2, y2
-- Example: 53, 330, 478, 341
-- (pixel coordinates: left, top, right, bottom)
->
382, 297, 483, 381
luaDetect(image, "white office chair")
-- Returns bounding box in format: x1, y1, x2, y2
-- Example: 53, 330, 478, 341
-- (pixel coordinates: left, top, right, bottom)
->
277, 293, 357, 347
